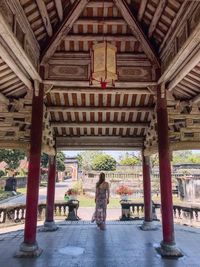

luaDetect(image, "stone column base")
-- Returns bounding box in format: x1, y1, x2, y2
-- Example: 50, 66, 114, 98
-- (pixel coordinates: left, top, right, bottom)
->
156, 241, 183, 258
40, 221, 58, 232
15, 242, 43, 258
140, 220, 158, 231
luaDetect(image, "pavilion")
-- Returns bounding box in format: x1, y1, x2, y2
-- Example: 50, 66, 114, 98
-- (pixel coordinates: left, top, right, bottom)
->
0, 0, 200, 259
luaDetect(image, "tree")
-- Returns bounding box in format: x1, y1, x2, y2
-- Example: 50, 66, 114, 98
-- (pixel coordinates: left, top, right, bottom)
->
56, 152, 65, 172
41, 152, 65, 172
119, 152, 140, 165
188, 154, 200, 164
92, 154, 116, 171
172, 151, 194, 164
0, 149, 25, 171
150, 154, 159, 168
41, 153, 49, 168
76, 151, 102, 171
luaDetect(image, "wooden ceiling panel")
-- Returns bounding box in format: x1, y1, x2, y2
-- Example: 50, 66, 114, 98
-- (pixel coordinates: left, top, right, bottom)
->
173, 63, 200, 101
19, 0, 65, 44
47, 90, 152, 138
0, 57, 26, 98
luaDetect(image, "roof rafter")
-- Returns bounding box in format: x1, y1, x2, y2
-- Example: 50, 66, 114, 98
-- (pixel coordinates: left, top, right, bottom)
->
137, 0, 147, 22
166, 45, 200, 92
113, 0, 160, 68
36, 0, 53, 37
0, 42, 32, 90
41, 0, 90, 64
54, 0, 63, 21
0, 12, 41, 82
148, 0, 166, 38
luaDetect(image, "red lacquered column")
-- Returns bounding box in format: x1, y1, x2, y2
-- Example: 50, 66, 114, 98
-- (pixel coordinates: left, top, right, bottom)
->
156, 85, 182, 257
17, 85, 44, 257
140, 152, 156, 231
142, 154, 152, 222
44, 155, 58, 231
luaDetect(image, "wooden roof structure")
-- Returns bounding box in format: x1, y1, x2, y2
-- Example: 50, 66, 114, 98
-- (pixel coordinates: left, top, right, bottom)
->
1, 0, 200, 155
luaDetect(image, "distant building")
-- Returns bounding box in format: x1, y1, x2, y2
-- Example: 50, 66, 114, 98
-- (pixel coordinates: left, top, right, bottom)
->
64, 157, 78, 180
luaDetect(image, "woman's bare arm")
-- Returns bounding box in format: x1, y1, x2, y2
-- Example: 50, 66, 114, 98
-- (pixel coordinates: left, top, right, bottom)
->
95, 187, 99, 203
107, 183, 110, 204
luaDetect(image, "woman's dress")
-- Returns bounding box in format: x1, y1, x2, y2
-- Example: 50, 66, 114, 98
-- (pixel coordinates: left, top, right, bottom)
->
92, 187, 107, 225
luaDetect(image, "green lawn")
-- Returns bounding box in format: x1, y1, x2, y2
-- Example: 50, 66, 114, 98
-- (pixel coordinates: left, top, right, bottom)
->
78, 194, 183, 208
1, 187, 183, 207
0, 189, 20, 201
78, 194, 122, 208
17, 188, 27, 194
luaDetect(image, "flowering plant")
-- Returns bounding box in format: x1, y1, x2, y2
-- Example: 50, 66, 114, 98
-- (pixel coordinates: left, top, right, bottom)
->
116, 185, 133, 195
66, 188, 80, 196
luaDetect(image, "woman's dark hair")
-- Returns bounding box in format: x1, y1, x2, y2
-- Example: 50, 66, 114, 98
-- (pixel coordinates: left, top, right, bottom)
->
96, 172, 105, 188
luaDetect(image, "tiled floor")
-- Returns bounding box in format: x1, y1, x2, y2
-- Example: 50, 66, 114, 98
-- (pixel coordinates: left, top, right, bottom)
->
0, 221, 200, 267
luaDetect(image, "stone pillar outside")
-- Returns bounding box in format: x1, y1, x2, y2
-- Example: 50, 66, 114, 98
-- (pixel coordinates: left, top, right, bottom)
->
140, 153, 157, 231
156, 84, 182, 257
16, 84, 44, 257
43, 155, 58, 231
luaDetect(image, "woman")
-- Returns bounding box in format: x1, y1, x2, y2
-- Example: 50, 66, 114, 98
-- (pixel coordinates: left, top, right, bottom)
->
92, 172, 110, 230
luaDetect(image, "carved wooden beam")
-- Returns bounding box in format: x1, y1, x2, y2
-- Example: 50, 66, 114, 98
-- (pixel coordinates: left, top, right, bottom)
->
56, 136, 143, 150
54, 0, 63, 21
44, 80, 157, 88
41, 0, 90, 64
148, 0, 166, 38
74, 18, 126, 26
144, 141, 200, 156
36, 0, 53, 37
113, 0, 160, 68
0, 12, 41, 82
50, 87, 152, 95
0, 42, 32, 90
51, 122, 148, 128
0, 111, 30, 119
191, 94, 200, 104
47, 106, 153, 112
137, 0, 147, 22
50, 52, 151, 66
0, 92, 9, 105
64, 34, 136, 42
42, 144, 56, 156
86, 1, 114, 8
0, 140, 29, 150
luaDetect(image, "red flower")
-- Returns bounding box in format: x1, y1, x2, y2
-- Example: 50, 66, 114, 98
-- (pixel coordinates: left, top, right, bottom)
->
116, 185, 133, 195
66, 188, 79, 195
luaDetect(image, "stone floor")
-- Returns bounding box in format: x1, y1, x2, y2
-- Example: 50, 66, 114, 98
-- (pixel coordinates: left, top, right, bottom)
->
0, 221, 200, 267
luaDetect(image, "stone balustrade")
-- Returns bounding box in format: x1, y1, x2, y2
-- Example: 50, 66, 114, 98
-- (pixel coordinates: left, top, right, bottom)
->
0, 201, 79, 225
1, 202, 200, 227
120, 202, 145, 220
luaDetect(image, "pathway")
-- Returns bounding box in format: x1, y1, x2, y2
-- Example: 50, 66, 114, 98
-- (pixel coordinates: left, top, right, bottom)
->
0, 180, 72, 207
